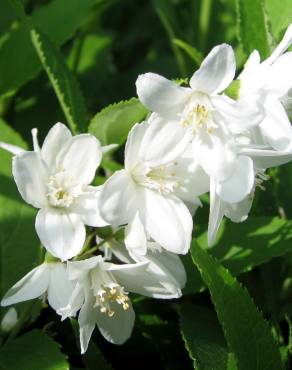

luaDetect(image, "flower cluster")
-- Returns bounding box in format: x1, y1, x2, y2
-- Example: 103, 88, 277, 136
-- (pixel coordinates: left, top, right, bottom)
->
1, 25, 292, 353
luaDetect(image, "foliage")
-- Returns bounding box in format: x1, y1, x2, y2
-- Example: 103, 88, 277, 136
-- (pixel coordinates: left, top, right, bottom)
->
0, 0, 291, 369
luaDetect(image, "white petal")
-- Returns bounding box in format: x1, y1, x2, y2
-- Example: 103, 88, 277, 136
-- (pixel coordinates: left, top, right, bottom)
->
67, 256, 103, 280
140, 188, 193, 254
260, 96, 292, 151
108, 241, 133, 264
1, 264, 49, 306
224, 196, 253, 223
172, 149, 210, 203
99, 170, 142, 226
72, 187, 108, 227
35, 208, 86, 261
96, 302, 135, 345
216, 156, 254, 203
41, 122, 72, 168
136, 246, 186, 298
266, 52, 292, 97
124, 121, 149, 170
47, 263, 74, 312
239, 50, 261, 81
138, 114, 192, 167
78, 280, 97, 354
0, 142, 25, 155
109, 244, 184, 299
212, 94, 263, 134
240, 147, 292, 168
193, 136, 237, 182
12, 152, 49, 208
56, 134, 102, 185
190, 44, 235, 94
125, 213, 147, 256
58, 282, 84, 320
208, 181, 225, 246
136, 72, 191, 113
101, 143, 119, 154
111, 263, 175, 298
31, 128, 40, 152
263, 24, 292, 66
145, 247, 186, 290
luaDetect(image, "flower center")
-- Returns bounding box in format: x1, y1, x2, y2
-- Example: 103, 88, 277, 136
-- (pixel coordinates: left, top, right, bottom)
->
46, 171, 79, 208
180, 101, 215, 135
132, 162, 180, 194
95, 285, 130, 317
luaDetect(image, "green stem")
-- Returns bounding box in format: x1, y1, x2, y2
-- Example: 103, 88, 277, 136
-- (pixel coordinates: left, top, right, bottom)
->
74, 236, 113, 261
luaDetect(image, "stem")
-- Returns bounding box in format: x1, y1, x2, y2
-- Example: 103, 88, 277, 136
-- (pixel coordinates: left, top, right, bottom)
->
74, 236, 112, 261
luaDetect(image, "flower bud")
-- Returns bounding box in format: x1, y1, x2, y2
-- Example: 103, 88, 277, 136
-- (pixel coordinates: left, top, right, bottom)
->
1, 307, 17, 332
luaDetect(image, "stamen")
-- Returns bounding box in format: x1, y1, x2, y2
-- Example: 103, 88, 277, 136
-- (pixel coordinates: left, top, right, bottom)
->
179, 102, 213, 135
46, 171, 79, 208
95, 285, 130, 317
255, 170, 269, 191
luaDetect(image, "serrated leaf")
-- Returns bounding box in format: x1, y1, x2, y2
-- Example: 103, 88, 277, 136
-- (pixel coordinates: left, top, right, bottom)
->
0, 118, 40, 319
183, 217, 292, 294
236, 0, 271, 59
31, 29, 87, 133
0, 0, 100, 95
179, 304, 237, 370
0, 330, 69, 370
88, 98, 148, 146
190, 242, 283, 370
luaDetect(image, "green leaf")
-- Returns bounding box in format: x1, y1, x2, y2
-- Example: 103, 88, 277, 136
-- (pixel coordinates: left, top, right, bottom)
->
265, 0, 292, 41
138, 314, 188, 370
0, 330, 69, 370
88, 98, 148, 146
236, 0, 271, 59
183, 216, 292, 294
31, 29, 87, 133
0, 119, 40, 317
179, 304, 237, 370
0, 0, 99, 95
190, 242, 283, 370
172, 38, 203, 66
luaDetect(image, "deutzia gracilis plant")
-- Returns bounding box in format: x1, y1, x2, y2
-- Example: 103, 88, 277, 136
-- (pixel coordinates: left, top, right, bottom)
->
0, 2, 292, 368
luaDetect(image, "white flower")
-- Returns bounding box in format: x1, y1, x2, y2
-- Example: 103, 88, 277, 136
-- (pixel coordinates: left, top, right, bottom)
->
136, 44, 263, 183
61, 254, 183, 353
1, 308, 18, 332
100, 214, 187, 298
123, 213, 187, 298
208, 134, 292, 245
99, 119, 207, 254
239, 24, 292, 151
1, 262, 74, 313
3, 122, 107, 261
